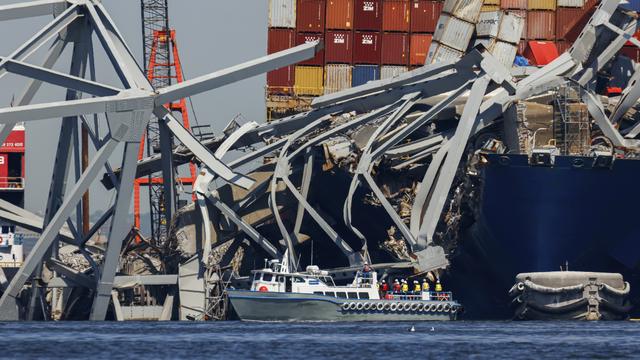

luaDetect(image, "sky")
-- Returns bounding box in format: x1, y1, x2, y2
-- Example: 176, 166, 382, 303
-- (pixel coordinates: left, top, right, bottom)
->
0, 1, 269, 221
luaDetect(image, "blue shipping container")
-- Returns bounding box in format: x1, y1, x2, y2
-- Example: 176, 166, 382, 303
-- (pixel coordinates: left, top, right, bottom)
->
352, 65, 380, 87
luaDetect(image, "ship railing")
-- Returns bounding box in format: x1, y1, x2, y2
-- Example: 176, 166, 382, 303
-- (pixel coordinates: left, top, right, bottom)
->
0, 177, 24, 190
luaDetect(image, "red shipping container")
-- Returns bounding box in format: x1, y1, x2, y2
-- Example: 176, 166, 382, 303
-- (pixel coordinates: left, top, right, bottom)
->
354, 0, 382, 31
621, 46, 640, 63
523, 40, 558, 65
410, 33, 432, 65
267, 29, 295, 94
500, 0, 527, 9
325, 30, 354, 63
354, 31, 382, 64
556, 7, 593, 41
527, 11, 555, 40
383, 0, 411, 32
326, 0, 354, 29
555, 40, 573, 54
410, 0, 442, 33
297, 0, 326, 32
382, 32, 409, 65
296, 33, 325, 65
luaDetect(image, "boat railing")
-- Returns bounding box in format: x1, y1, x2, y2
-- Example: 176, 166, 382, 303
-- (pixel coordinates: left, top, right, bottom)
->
384, 291, 453, 301
0, 177, 24, 190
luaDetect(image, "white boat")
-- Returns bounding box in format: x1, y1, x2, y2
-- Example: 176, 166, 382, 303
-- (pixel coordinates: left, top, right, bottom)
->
227, 254, 463, 321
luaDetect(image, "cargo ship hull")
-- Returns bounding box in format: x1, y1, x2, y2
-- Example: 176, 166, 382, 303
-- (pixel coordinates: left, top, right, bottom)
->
447, 154, 640, 319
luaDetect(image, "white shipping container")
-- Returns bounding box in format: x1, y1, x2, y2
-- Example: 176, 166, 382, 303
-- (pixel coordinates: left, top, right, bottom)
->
556, 0, 585, 7
433, 14, 476, 52
498, 12, 525, 44
489, 40, 518, 68
427, 41, 466, 64
443, 0, 484, 23
324, 64, 352, 94
269, 0, 296, 28
476, 11, 502, 38
381, 66, 409, 79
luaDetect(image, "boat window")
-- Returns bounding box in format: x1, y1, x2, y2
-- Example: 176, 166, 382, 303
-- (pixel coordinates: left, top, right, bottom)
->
359, 293, 370, 299
347, 292, 358, 299
263, 273, 273, 282
252, 273, 258, 281
336, 292, 347, 299
313, 291, 323, 295
324, 292, 336, 297
292, 277, 305, 283
0, 226, 7, 234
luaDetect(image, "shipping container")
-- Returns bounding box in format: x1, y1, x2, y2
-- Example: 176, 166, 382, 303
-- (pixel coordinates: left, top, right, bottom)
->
473, 37, 496, 49
556, 7, 592, 41
268, 28, 296, 53
381, 65, 409, 79
383, 0, 411, 32
500, 0, 526, 9
433, 14, 476, 52
410, 33, 433, 65
382, 32, 410, 65
483, 0, 500, 5
481, 5, 501, 11
268, 29, 296, 94
326, 0, 354, 29
410, 1, 442, 33
352, 65, 380, 86
297, 0, 326, 32
427, 41, 465, 63
294, 65, 324, 95
270, 0, 296, 28
296, 33, 325, 65
443, 0, 483, 23
517, 39, 526, 54
355, 0, 383, 31
498, 11, 525, 44
509, 9, 527, 40
476, 11, 501, 38
527, 0, 555, 10
354, 31, 382, 63
620, 46, 640, 63
490, 40, 518, 67
325, 30, 354, 63
522, 40, 558, 65
324, 64, 353, 93
555, 40, 573, 54
556, 0, 584, 6
527, 10, 555, 40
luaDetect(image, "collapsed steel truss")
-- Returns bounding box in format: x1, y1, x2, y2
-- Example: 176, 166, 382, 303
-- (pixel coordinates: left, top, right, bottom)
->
0, 0, 637, 320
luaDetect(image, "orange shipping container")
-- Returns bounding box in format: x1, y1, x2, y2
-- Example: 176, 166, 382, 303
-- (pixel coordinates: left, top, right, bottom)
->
410, 1, 442, 33
410, 34, 433, 65
383, 0, 411, 32
326, 0, 354, 29
556, 7, 593, 41
527, 11, 555, 40
382, 32, 410, 65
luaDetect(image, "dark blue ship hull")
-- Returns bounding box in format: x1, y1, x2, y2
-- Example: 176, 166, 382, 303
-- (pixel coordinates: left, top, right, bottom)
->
447, 154, 640, 319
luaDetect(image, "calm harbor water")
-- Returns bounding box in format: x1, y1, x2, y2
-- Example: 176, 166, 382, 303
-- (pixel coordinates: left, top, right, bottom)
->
0, 321, 637, 359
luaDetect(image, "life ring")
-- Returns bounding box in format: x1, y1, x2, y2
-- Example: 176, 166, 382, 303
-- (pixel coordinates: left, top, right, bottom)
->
417, 303, 425, 312
390, 303, 399, 312
436, 304, 444, 312
364, 302, 372, 311
451, 306, 458, 314
349, 302, 357, 310
342, 302, 351, 311
258, 286, 268, 292
356, 302, 365, 311
403, 303, 412, 312
383, 303, 391, 311
428, 304, 436, 312
517, 282, 525, 292
376, 302, 385, 311
443, 304, 451, 313
410, 302, 420, 311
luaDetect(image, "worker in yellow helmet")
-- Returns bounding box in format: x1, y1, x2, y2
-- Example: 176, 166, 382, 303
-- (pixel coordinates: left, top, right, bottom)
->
422, 279, 430, 292
435, 279, 443, 292
413, 280, 421, 294
401, 279, 409, 294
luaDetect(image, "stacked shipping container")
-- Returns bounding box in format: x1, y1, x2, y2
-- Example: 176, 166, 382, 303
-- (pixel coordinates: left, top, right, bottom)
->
267, 0, 629, 118
267, 0, 447, 117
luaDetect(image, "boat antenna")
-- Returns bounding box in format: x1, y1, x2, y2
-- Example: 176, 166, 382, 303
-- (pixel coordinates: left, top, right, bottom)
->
310, 237, 314, 266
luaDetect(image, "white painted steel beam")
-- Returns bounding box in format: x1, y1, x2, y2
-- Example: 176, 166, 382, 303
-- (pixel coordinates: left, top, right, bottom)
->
0, 0, 67, 21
